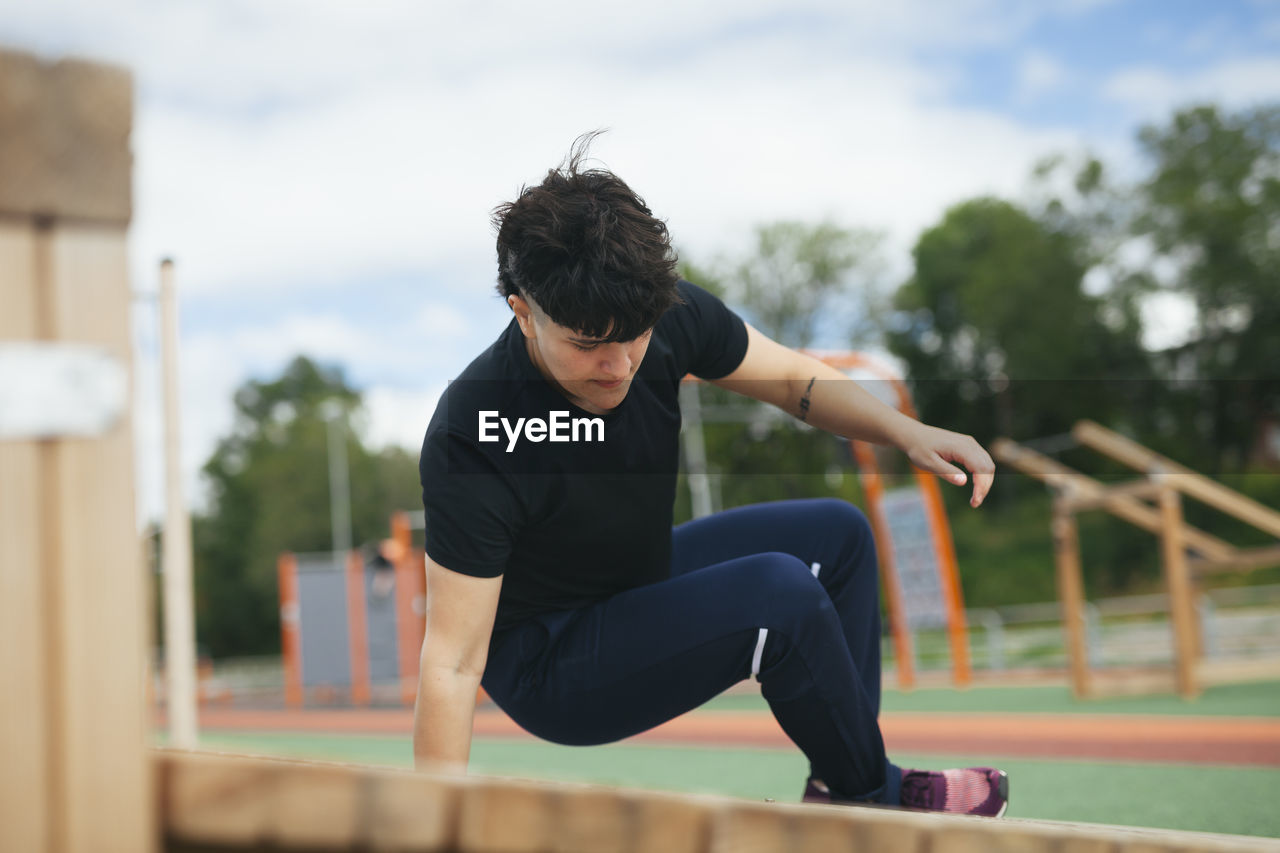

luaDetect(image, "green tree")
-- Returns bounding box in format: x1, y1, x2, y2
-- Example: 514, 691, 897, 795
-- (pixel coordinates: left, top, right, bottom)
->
676, 222, 884, 520
887, 198, 1150, 472
193, 356, 421, 658
1135, 104, 1280, 470
721, 220, 885, 349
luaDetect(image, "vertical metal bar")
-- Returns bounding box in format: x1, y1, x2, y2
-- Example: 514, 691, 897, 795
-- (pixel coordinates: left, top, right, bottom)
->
160, 258, 198, 749
325, 405, 353, 564
678, 381, 713, 519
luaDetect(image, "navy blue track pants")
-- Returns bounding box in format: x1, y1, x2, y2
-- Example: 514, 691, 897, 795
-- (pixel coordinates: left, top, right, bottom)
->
480, 498, 901, 804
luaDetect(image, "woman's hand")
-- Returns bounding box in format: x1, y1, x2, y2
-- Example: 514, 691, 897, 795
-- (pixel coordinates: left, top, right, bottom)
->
898, 422, 996, 508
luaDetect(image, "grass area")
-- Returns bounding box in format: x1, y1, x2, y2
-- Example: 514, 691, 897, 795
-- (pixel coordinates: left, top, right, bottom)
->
194, 731, 1280, 839
699, 679, 1280, 716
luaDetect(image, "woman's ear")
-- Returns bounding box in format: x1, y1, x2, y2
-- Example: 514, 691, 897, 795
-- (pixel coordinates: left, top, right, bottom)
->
508, 293, 536, 339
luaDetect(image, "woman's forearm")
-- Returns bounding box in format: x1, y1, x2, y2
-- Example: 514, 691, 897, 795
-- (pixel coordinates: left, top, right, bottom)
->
412, 662, 482, 773
791, 358, 924, 451
794, 355, 995, 504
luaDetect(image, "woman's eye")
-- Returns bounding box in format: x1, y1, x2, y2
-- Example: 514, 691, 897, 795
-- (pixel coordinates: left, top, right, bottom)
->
573, 343, 598, 352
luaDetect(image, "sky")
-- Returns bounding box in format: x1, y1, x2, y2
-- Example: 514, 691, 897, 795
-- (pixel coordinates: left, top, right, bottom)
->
3, 0, 1279, 525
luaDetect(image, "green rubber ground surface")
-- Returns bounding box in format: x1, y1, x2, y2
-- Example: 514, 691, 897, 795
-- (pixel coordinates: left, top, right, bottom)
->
193, 730, 1280, 839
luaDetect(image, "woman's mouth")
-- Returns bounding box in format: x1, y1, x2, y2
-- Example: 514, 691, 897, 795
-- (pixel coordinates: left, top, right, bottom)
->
593, 378, 624, 389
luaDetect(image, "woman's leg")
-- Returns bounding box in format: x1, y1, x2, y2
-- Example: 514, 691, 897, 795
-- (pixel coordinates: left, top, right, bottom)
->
669, 498, 883, 714
482, 499, 896, 802
669, 498, 891, 800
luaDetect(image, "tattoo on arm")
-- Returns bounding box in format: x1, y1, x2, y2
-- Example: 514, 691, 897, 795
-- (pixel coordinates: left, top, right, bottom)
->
798, 377, 815, 422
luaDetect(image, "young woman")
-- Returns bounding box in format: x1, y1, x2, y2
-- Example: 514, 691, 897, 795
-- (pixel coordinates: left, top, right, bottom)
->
415, 137, 1007, 816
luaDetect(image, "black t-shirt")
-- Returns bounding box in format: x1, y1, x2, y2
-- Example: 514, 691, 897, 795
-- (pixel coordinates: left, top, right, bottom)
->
419, 280, 749, 634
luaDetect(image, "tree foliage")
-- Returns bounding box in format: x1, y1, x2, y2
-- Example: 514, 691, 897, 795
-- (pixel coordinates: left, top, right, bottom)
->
719, 220, 886, 349
1135, 104, 1280, 469
677, 222, 883, 521
887, 197, 1150, 457
192, 356, 421, 658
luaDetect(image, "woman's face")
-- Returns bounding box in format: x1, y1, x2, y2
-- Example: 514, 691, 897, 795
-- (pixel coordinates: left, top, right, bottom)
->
509, 294, 653, 415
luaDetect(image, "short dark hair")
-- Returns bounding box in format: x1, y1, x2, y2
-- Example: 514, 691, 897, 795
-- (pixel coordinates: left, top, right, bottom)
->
492, 131, 682, 343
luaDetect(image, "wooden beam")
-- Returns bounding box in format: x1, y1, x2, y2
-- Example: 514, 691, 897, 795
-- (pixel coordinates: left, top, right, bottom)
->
0, 221, 52, 853
1060, 477, 1165, 513
46, 220, 154, 853
1052, 500, 1091, 699
1190, 545, 1280, 576
1158, 487, 1200, 699
0, 52, 132, 224
0, 47, 151, 853
156, 749, 1280, 852
1074, 420, 1280, 539
456, 774, 709, 853
992, 439, 1235, 561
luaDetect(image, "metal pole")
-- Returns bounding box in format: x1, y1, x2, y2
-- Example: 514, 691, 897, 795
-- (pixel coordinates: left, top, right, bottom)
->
679, 382, 713, 519
159, 258, 198, 748
323, 401, 353, 566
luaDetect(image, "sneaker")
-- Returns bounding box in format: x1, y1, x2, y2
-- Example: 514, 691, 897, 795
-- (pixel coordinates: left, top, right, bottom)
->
801, 777, 833, 804
799, 777, 894, 809
899, 767, 1009, 817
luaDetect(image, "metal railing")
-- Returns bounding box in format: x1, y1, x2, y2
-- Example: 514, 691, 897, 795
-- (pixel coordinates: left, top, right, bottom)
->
892, 583, 1280, 672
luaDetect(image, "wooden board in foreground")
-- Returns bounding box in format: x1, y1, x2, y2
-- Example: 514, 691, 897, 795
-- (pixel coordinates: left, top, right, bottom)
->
0, 46, 151, 853
158, 750, 1279, 853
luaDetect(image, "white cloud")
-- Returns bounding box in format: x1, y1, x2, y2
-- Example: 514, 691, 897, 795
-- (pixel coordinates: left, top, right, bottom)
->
1016, 51, 1068, 103
415, 303, 473, 341
1102, 57, 1280, 121
5, 0, 1104, 301
1182, 16, 1235, 57
361, 384, 445, 452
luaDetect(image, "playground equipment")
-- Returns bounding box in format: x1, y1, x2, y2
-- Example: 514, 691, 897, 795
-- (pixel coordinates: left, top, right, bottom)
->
8, 46, 1277, 853
682, 355, 972, 689
279, 511, 426, 707
995, 420, 1280, 699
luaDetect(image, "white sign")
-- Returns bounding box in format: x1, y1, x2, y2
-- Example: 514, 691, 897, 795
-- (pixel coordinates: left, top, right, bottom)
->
0, 343, 127, 440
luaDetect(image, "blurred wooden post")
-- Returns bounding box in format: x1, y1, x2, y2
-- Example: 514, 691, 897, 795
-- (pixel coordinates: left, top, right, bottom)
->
0, 48, 155, 852
1051, 496, 1090, 699
1158, 484, 1200, 699
160, 258, 199, 748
